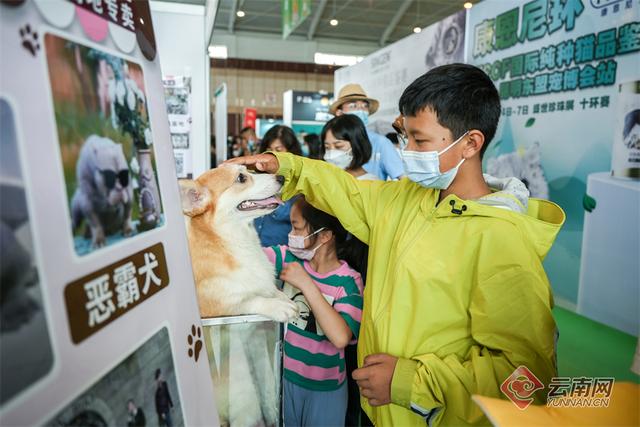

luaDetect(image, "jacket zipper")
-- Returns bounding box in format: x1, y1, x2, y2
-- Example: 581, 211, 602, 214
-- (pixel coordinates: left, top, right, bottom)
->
371, 204, 438, 328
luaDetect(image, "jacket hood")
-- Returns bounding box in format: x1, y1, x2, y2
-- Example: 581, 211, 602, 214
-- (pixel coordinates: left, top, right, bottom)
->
420, 175, 565, 260
478, 174, 530, 213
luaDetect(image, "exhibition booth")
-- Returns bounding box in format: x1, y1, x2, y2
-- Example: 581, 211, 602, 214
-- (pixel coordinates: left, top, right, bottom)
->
0, 0, 638, 426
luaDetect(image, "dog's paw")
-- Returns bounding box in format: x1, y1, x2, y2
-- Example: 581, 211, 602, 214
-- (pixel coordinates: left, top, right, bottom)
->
269, 298, 299, 323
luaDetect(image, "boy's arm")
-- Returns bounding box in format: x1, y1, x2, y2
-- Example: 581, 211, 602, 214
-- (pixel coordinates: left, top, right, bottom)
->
227, 153, 384, 244
274, 153, 386, 244
390, 267, 556, 423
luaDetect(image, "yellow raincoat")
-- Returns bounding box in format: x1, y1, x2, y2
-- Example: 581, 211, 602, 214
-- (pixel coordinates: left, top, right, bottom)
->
274, 153, 565, 426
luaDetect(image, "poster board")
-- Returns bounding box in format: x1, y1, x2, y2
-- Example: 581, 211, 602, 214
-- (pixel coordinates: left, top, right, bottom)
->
0, 1, 219, 425
163, 75, 193, 179
214, 83, 228, 165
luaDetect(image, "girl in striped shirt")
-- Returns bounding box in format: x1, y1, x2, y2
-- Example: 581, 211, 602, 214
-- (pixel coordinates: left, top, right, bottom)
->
263, 196, 366, 426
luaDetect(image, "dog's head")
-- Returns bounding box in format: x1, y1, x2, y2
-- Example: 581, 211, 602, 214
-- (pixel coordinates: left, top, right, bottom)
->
179, 164, 284, 222
90, 136, 131, 206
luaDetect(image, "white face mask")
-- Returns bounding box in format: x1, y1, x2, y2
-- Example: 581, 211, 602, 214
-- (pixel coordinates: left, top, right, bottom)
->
324, 149, 353, 169
401, 131, 469, 190
288, 227, 326, 260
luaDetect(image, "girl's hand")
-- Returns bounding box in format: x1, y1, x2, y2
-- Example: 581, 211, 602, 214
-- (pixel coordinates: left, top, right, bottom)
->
280, 263, 314, 293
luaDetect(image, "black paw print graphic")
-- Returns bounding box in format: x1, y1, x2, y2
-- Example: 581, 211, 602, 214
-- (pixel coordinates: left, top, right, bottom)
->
19, 24, 39, 57
187, 324, 203, 362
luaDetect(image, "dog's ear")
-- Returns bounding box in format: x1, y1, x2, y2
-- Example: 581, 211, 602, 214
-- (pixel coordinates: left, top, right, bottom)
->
178, 179, 211, 217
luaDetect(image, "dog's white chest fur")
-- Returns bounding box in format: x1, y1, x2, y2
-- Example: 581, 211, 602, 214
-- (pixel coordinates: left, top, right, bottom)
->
218, 219, 276, 290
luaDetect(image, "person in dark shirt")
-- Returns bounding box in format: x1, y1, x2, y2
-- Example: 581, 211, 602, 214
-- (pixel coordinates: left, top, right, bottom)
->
127, 399, 146, 427
154, 368, 174, 427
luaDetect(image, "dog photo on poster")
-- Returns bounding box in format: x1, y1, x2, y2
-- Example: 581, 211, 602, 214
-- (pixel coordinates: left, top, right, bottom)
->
0, 98, 54, 407
45, 33, 164, 256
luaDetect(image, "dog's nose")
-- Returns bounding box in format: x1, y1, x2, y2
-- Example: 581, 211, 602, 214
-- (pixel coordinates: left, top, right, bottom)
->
276, 175, 285, 185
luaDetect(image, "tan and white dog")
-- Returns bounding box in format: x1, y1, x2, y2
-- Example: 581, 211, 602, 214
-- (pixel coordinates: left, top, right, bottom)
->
179, 163, 298, 321
180, 164, 298, 426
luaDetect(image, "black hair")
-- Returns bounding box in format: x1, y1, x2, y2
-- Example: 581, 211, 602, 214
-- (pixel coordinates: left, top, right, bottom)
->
258, 125, 302, 155
294, 197, 368, 280
239, 126, 255, 135
623, 109, 640, 139
320, 115, 372, 169
385, 132, 399, 146
303, 133, 323, 160
398, 63, 500, 157
155, 368, 161, 380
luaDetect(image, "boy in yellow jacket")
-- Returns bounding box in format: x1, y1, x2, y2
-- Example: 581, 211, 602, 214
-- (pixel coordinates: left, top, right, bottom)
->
228, 63, 565, 426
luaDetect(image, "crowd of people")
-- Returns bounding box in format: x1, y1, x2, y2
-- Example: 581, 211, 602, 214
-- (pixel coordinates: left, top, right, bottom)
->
224, 64, 563, 427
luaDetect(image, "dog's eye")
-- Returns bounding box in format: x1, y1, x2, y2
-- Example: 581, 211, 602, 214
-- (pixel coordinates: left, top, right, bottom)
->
237, 173, 246, 184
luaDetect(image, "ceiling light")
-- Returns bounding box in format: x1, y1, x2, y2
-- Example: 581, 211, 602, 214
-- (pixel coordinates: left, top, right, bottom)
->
463, 2, 473, 9
413, 27, 422, 33
329, 18, 338, 26
236, 10, 245, 17
208, 45, 228, 59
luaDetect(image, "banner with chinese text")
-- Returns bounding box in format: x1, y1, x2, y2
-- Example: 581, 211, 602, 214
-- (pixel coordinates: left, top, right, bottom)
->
466, 0, 639, 328
282, 0, 311, 39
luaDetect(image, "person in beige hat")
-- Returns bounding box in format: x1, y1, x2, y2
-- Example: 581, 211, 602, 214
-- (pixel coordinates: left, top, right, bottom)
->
330, 84, 403, 180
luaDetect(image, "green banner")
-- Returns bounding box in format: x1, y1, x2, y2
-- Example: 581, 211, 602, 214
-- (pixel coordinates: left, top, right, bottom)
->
282, 0, 311, 39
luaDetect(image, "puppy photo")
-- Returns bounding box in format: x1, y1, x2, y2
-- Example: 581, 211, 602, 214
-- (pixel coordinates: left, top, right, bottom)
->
180, 164, 298, 322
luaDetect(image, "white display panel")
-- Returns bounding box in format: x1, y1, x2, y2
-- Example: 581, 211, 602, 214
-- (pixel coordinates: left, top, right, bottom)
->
0, 2, 218, 425
578, 172, 640, 336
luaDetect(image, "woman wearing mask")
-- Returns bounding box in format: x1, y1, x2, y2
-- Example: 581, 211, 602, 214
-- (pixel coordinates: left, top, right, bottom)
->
254, 125, 302, 246
321, 115, 379, 181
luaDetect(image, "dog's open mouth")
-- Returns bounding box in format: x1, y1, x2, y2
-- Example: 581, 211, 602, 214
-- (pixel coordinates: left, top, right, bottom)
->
237, 196, 284, 211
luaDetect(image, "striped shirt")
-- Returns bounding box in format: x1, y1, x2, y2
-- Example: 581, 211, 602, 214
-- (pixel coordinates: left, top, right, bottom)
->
264, 245, 364, 391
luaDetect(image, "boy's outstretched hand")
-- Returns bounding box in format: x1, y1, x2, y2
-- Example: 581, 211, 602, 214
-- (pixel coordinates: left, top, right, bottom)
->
224, 153, 279, 174
353, 353, 398, 407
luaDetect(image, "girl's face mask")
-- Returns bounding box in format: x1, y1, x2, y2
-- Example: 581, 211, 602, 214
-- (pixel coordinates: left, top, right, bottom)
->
288, 227, 326, 260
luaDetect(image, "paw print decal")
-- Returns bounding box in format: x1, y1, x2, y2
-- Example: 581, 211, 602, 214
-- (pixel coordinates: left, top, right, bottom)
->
19, 24, 39, 57
187, 324, 203, 362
